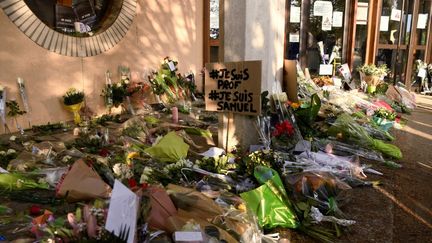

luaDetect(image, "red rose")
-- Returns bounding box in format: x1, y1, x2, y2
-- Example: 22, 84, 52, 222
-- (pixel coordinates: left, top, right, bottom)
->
29, 205, 42, 216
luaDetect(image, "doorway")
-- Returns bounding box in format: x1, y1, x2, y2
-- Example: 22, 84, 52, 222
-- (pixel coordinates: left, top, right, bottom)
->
374, 0, 432, 89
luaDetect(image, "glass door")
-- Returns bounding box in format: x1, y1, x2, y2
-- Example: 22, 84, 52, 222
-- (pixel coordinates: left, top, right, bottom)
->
375, 0, 412, 84
406, 0, 431, 90
375, 0, 432, 88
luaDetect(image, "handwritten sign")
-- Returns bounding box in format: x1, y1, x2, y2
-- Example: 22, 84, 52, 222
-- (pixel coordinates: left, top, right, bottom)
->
205, 61, 261, 115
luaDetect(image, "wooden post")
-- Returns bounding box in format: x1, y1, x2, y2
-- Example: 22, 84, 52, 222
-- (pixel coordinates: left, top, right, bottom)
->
365, 0, 381, 64
405, 0, 420, 89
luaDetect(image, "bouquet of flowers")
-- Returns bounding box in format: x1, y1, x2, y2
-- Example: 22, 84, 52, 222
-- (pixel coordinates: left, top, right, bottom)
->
148, 57, 195, 104
6, 99, 26, 134
328, 114, 402, 159
357, 64, 389, 94
102, 68, 142, 114
63, 88, 84, 124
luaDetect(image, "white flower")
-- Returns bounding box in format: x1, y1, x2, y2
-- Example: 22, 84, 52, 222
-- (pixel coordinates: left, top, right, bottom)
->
0, 151, 5, 156
62, 155, 72, 163
161, 74, 167, 79
116, 82, 122, 88
140, 167, 153, 183
124, 79, 130, 84
112, 163, 123, 176
6, 149, 16, 155
112, 163, 133, 180
9, 136, 16, 141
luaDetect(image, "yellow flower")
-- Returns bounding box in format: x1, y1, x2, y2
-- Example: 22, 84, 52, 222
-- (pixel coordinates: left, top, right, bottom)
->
126, 152, 140, 165
290, 102, 300, 109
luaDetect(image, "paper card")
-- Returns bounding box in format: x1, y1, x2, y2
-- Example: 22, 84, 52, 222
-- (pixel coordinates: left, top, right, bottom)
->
380, 16, 389, 31
333, 77, 342, 88
290, 5, 301, 23
174, 232, 204, 242
417, 14, 428, 29
391, 9, 401, 21
332, 11, 343, 27
319, 64, 333, 75
338, 63, 351, 81
313, 1, 333, 16
356, 2, 368, 25
168, 61, 176, 71
105, 180, 139, 243
205, 61, 262, 115
418, 68, 427, 78
289, 33, 300, 43
322, 15, 332, 31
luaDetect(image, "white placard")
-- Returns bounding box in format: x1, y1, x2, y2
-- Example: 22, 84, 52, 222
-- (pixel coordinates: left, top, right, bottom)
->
290, 6, 301, 23
418, 68, 427, 78
289, 33, 300, 43
322, 15, 332, 31
332, 11, 343, 27
380, 16, 390, 31
417, 14, 428, 29
105, 180, 139, 243
356, 2, 368, 25
319, 64, 333, 75
313, 1, 333, 16
391, 9, 401, 21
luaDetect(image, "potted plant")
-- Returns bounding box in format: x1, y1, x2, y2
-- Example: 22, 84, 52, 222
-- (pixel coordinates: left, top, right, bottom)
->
357, 64, 389, 94
63, 88, 84, 125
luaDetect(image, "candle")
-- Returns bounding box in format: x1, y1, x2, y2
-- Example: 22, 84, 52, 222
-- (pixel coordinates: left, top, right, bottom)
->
171, 107, 178, 124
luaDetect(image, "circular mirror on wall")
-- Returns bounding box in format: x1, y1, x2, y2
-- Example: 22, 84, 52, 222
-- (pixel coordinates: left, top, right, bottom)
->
0, 0, 136, 57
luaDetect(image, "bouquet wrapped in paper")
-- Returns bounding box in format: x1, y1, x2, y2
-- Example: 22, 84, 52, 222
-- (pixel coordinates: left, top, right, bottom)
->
63, 88, 84, 124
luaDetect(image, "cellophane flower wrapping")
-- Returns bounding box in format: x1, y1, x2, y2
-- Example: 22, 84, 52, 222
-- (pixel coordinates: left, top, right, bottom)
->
327, 114, 402, 159
240, 166, 299, 230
